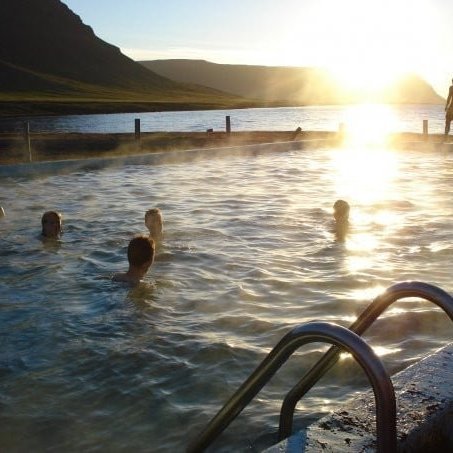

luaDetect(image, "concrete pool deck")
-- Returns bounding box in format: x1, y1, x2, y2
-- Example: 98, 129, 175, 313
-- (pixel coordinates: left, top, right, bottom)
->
1, 137, 453, 179
264, 342, 453, 452
0, 139, 335, 178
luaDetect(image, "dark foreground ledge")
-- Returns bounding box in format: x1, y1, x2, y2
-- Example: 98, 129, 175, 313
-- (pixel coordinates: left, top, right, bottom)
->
0, 139, 335, 178
265, 342, 453, 452
2, 138, 453, 180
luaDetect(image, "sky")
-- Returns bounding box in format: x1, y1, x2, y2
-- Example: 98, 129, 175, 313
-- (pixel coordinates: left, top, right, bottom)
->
63, 0, 453, 96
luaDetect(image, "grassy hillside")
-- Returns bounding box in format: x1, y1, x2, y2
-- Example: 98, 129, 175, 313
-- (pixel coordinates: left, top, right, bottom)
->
141, 59, 445, 105
0, 1, 169, 90
0, 0, 253, 116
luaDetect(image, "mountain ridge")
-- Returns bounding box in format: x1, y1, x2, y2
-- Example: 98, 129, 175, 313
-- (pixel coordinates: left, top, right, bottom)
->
140, 59, 445, 105
0, 0, 249, 116
0, 0, 444, 117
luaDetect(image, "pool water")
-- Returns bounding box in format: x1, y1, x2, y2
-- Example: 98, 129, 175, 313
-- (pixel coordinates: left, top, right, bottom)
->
1, 145, 452, 452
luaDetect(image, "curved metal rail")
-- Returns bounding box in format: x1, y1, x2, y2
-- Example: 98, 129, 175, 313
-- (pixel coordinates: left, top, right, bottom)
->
278, 281, 453, 441
187, 321, 396, 453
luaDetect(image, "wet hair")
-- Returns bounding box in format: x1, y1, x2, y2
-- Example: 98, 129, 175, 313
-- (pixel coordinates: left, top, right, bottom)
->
41, 211, 62, 236
145, 208, 163, 239
333, 200, 350, 220
145, 208, 163, 223
333, 199, 349, 212
127, 235, 155, 267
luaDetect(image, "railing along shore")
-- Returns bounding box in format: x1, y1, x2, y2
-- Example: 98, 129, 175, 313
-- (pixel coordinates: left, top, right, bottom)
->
0, 116, 449, 164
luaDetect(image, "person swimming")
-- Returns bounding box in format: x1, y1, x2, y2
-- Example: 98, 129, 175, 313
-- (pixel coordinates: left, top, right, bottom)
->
145, 208, 163, 243
0, 206, 5, 217
333, 199, 350, 241
112, 235, 155, 285
41, 211, 62, 238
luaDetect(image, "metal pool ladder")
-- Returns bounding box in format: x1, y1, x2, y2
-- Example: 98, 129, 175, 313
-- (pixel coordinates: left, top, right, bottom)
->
186, 281, 453, 453
278, 281, 453, 441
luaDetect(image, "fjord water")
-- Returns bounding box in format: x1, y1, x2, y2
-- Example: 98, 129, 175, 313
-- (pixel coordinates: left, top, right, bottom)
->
1, 142, 452, 451
0, 103, 447, 134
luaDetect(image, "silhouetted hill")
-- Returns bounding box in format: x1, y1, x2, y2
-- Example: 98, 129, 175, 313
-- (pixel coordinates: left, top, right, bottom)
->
141, 60, 340, 103
0, 0, 248, 116
141, 59, 445, 105
381, 74, 443, 104
0, 0, 178, 91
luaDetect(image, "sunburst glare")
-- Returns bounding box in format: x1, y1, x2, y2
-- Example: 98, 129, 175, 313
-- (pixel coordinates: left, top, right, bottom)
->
330, 147, 399, 204
340, 104, 399, 146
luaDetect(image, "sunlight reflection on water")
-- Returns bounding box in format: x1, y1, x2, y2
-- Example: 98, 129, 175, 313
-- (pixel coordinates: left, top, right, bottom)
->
341, 104, 399, 145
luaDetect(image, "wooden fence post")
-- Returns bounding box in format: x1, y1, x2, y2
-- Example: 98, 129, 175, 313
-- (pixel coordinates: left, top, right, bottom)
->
135, 118, 141, 141
24, 122, 32, 162
226, 115, 231, 134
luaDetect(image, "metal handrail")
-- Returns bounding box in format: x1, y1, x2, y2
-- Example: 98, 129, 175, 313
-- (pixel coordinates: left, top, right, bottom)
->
187, 321, 396, 453
278, 281, 453, 441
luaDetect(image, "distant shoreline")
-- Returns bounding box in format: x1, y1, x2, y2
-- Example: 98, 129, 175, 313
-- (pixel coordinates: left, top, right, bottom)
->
0, 100, 445, 119
0, 130, 445, 166
0, 100, 259, 119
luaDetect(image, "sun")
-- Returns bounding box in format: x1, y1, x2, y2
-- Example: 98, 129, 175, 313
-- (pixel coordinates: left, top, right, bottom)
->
322, 1, 414, 95
328, 62, 406, 97
292, 0, 434, 99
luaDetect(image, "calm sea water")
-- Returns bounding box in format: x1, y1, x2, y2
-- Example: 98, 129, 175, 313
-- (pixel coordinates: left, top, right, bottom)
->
1, 143, 453, 452
0, 103, 447, 134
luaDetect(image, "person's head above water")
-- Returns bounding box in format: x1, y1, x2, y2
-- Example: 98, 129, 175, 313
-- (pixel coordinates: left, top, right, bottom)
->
41, 211, 62, 238
128, 235, 155, 268
113, 235, 156, 285
145, 208, 163, 241
333, 199, 350, 223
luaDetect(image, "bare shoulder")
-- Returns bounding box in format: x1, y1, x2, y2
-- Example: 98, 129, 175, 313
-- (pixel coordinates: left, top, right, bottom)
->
112, 272, 141, 285
112, 272, 129, 283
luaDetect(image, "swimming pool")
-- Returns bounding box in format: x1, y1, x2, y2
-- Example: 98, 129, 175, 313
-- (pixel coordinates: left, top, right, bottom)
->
1, 144, 452, 451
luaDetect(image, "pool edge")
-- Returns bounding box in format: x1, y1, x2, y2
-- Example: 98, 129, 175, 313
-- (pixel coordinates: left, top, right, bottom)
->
263, 342, 453, 452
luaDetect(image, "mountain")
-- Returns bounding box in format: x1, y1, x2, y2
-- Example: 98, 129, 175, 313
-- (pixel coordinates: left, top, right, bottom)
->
0, 0, 172, 91
380, 74, 444, 104
140, 59, 445, 105
141, 60, 340, 104
0, 0, 443, 118
0, 0, 248, 116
